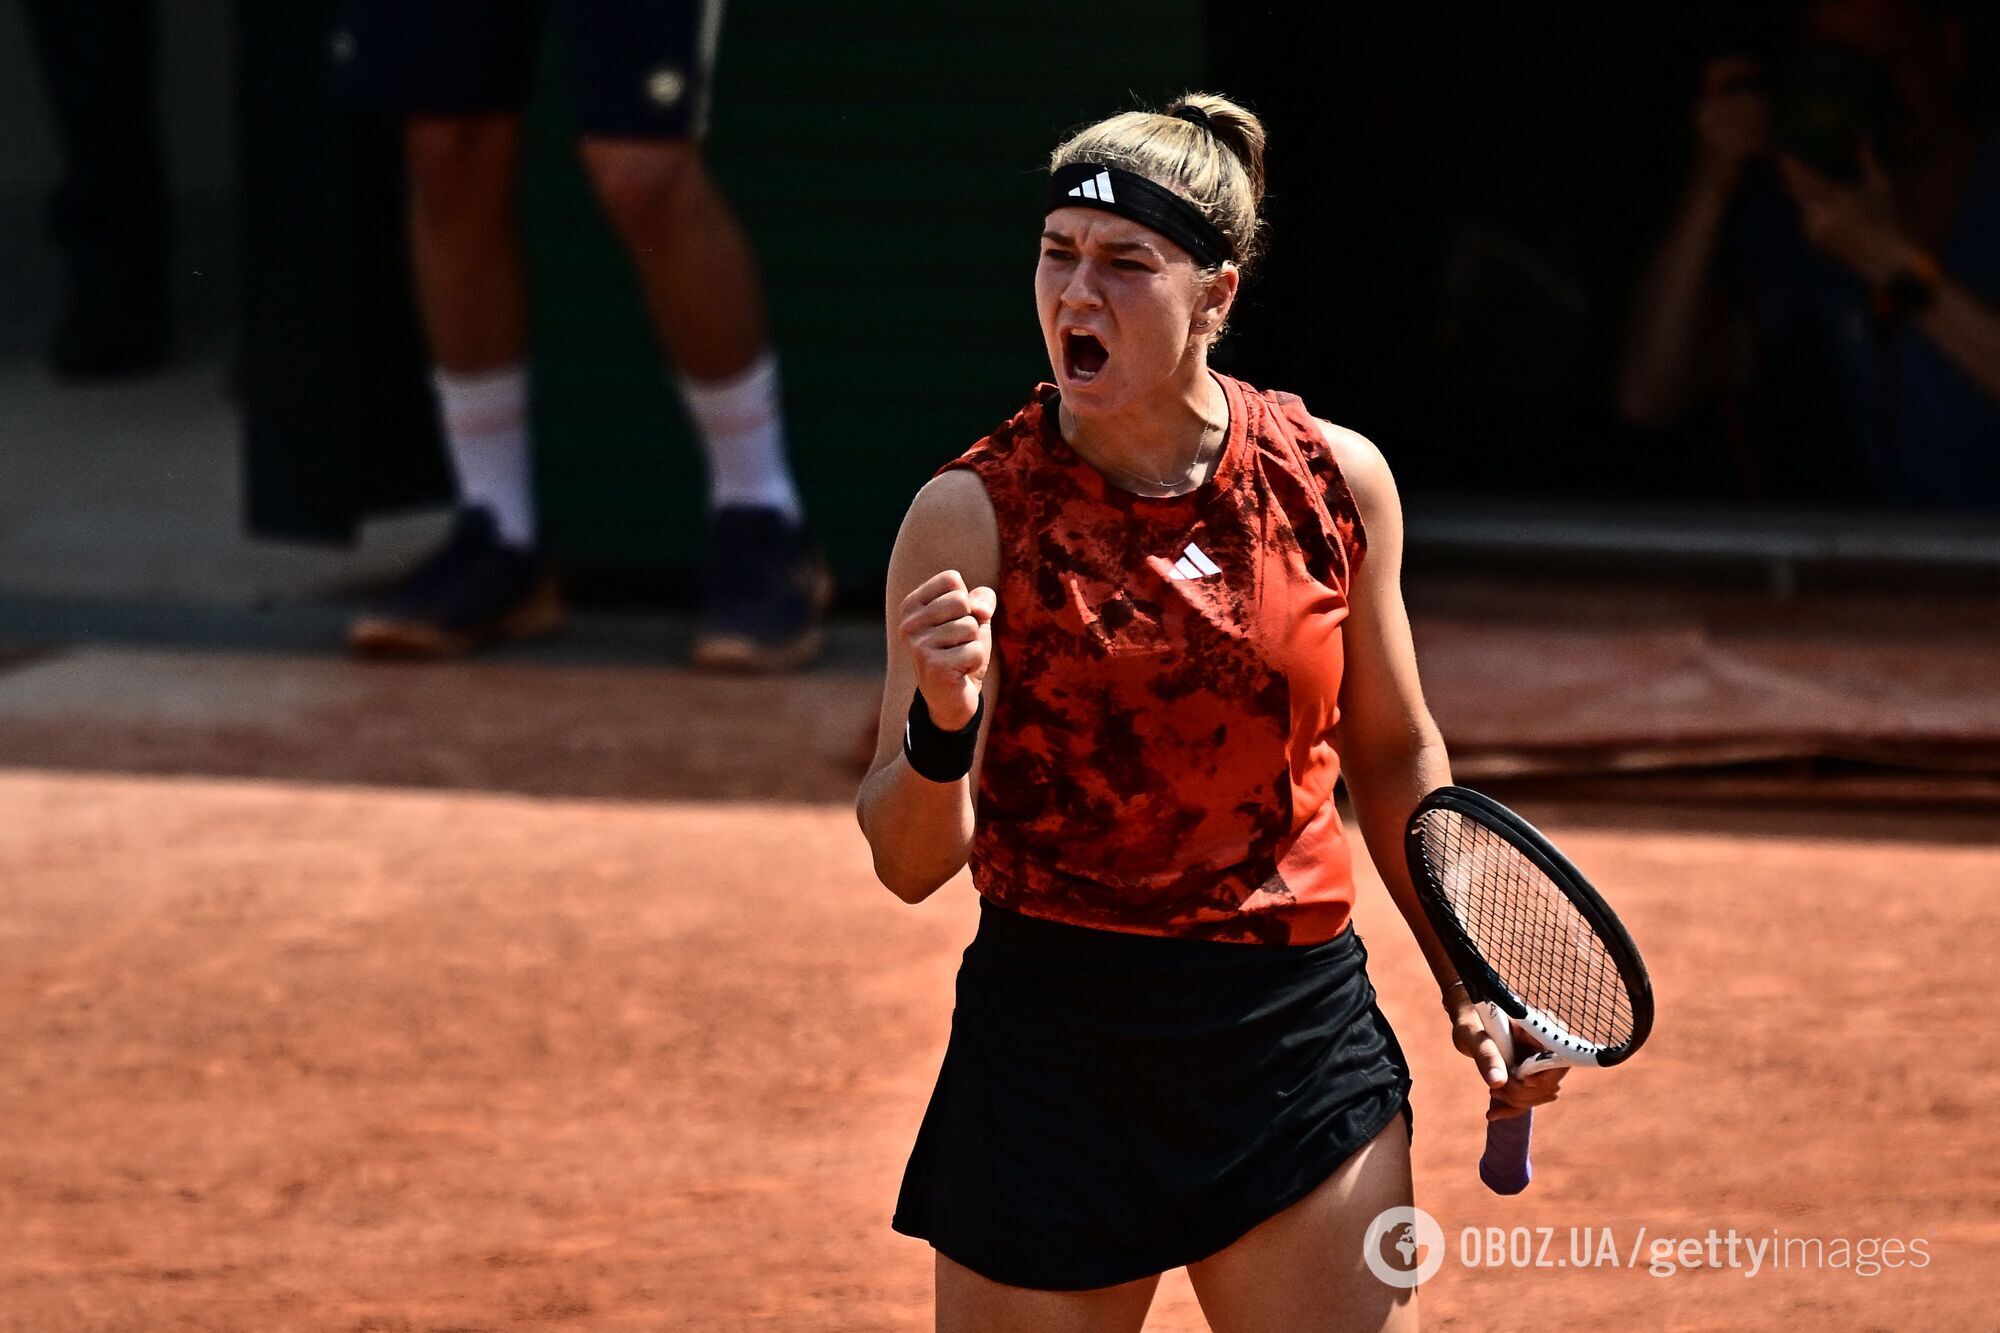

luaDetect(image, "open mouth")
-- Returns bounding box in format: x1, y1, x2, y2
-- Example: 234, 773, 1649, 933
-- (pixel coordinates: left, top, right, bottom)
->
1062, 330, 1110, 383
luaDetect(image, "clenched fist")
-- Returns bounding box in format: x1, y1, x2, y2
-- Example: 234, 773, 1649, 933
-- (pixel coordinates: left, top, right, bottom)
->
899, 569, 995, 732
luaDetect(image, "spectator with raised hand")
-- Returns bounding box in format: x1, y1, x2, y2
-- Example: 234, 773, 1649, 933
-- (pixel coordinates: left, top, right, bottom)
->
1618, 0, 2000, 509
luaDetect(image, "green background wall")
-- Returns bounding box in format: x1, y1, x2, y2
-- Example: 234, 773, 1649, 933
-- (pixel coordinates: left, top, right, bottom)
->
522, 1, 1204, 597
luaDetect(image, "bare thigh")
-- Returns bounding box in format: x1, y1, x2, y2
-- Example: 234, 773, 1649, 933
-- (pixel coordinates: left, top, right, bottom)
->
1185, 1115, 1418, 1333
935, 1251, 1161, 1333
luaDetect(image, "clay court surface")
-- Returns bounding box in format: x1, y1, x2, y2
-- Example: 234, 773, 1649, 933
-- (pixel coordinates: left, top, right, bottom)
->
0, 614, 1996, 1331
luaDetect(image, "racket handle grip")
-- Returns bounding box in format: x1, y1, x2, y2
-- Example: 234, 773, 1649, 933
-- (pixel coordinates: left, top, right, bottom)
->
1480, 1109, 1534, 1195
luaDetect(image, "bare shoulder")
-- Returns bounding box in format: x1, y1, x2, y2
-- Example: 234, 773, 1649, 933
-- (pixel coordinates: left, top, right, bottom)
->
891, 467, 1002, 594
1310, 417, 1400, 527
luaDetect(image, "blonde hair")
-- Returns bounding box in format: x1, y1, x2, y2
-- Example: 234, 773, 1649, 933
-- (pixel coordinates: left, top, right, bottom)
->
1049, 92, 1268, 274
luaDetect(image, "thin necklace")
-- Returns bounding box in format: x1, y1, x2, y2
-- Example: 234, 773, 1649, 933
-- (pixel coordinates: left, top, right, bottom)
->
1064, 411, 1227, 497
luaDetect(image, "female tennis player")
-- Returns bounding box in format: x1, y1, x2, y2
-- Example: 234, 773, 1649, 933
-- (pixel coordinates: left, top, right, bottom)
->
855, 93, 1563, 1331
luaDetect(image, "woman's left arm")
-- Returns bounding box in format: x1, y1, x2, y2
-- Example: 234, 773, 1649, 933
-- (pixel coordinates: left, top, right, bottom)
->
1321, 420, 1560, 1119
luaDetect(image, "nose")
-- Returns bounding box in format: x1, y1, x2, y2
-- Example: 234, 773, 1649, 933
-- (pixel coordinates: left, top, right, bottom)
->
1059, 259, 1104, 312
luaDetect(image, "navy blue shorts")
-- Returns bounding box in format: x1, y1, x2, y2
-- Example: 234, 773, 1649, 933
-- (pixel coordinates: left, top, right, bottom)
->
894, 898, 1414, 1291
333, 0, 722, 138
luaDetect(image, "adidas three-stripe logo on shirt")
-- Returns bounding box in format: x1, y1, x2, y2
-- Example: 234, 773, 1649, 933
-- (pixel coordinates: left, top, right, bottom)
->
1165, 543, 1221, 581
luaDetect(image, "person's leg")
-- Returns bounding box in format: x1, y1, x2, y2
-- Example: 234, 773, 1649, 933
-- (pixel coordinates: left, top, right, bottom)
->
403, 113, 538, 549
935, 1252, 1161, 1333
346, 110, 558, 657
22, 0, 172, 379
559, 0, 826, 671
1184, 1116, 1420, 1333
578, 138, 799, 519
578, 138, 765, 384
405, 114, 529, 376
336, 0, 557, 657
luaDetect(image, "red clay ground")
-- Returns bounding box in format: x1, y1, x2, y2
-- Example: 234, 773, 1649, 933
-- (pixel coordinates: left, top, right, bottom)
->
2, 769, 1995, 1330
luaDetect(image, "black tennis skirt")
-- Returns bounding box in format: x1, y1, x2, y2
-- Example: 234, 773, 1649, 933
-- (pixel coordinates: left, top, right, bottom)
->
893, 896, 1412, 1291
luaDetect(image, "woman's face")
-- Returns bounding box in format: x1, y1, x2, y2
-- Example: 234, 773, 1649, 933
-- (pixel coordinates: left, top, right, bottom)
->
1036, 206, 1235, 414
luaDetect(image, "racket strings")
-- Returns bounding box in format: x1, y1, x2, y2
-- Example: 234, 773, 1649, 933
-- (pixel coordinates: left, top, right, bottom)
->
1415, 810, 1636, 1051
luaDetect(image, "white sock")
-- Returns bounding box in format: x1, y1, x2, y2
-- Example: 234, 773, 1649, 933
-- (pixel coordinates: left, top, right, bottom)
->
433, 363, 535, 548
680, 351, 802, 522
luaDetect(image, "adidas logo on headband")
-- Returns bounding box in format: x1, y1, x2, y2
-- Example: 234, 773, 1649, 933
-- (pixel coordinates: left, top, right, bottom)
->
1067, 170, 1116, 204
1045, 162, 1232, 268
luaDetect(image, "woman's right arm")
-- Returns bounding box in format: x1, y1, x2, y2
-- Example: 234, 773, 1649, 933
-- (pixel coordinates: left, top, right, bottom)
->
854, 469, 1003, 903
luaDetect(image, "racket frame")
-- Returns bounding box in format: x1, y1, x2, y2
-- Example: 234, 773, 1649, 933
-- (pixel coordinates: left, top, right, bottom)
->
1403, 785, 1654, 1069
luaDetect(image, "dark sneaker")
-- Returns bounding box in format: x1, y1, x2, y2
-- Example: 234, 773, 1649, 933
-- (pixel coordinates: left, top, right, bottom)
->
693, 505, 833, 672
348, 508, 562, 658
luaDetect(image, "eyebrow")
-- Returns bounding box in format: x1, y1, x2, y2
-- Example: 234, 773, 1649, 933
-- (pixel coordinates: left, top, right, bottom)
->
1040, 229, 1163, 258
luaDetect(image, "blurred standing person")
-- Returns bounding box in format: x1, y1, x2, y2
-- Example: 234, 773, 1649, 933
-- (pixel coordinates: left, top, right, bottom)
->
335, 1, 829, 667
21, 0, 174, 379
1617, 0, 2000, 509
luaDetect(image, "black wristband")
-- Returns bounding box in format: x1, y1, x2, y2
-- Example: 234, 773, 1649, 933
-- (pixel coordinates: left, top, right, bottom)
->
903, 691, 984, 783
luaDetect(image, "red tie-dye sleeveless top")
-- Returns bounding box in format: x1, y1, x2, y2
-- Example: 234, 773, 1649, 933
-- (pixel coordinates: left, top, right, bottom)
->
935, 373, 1368, 946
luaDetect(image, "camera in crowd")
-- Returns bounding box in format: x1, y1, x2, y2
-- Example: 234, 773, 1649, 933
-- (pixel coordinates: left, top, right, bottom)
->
1772, 43, 1900, 181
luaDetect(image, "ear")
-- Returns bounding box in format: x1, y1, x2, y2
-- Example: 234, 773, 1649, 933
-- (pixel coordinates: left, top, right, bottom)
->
1193, 263, 1240, 337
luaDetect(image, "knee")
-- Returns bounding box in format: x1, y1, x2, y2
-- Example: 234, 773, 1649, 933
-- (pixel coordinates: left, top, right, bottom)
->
580, 140, 705, 238
405, 115, 522, 188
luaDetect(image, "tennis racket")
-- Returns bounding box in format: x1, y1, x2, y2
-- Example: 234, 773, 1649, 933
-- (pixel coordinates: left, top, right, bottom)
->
1403, 786, 1654, 1195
